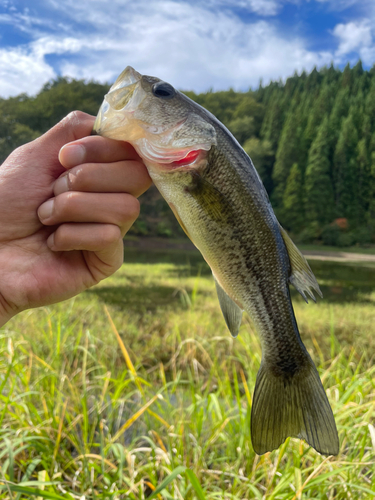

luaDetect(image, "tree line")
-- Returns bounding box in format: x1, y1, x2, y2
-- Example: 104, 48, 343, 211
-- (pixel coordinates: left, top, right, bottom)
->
1, 62, 374, 246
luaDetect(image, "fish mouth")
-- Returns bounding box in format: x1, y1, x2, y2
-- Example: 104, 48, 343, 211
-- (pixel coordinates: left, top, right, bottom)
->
93, 66, 215, 167
93, 66, 144, 135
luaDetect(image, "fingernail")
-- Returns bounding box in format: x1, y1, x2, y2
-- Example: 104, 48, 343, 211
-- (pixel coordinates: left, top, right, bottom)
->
38, 199, 54, 221
59, 144, 85, 167
54, 174, 69, 195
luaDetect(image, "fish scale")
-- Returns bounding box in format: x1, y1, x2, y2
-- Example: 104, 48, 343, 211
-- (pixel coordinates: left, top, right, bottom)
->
93, 65, 339, 456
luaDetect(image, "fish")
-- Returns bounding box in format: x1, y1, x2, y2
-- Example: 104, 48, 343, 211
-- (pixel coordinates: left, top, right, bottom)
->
93, 66, 339, 456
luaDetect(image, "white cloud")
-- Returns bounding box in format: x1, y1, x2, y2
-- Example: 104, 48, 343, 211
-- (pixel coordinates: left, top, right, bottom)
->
315, 0, 362, 9
0, 46, 55, 97
334, 21, 372, 56
218, 0, 280, 16
332, 20, 375, 66
0, 0, 337, 97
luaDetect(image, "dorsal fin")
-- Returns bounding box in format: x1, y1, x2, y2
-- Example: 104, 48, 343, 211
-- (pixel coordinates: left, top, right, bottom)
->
213, 274, 243, 337
279, 225, 323, 303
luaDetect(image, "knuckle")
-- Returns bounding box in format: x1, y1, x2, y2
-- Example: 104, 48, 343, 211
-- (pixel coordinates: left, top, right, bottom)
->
101, 224, 121, 245
113, 252, 124, 272
69, 166, 88, 190
56, 111, 94, 138
64, 110, 89, 126
53, 225, 67, 248
55, 191, 76, 217
124, 196, 140, 222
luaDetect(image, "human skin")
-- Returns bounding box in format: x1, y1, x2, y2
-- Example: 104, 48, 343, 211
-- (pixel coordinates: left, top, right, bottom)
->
0, 111, 152, 327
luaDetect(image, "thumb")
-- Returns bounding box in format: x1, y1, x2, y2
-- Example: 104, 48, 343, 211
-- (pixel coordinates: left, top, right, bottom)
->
32, 111, 96, 177
40, 111, 96, 154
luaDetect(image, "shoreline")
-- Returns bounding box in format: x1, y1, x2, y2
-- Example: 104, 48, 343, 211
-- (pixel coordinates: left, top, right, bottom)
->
124, 237, 375, 263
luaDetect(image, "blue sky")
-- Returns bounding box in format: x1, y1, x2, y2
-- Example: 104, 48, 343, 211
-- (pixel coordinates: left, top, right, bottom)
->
0, 0, 374, 98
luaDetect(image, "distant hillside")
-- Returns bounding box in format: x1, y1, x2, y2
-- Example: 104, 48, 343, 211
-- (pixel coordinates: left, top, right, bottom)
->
1, 62, 375, 246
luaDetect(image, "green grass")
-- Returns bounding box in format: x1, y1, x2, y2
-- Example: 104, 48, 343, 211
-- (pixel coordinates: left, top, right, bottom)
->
1, 248, 375, 499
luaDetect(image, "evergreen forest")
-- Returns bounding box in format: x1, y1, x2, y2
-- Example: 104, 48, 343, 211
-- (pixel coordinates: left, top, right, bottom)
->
1, 61, 375, 246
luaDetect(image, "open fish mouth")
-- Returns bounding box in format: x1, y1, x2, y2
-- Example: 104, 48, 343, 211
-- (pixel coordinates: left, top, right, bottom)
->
111, 66, 142, 91
93, 66, 214, 166
93, 66, 143, 134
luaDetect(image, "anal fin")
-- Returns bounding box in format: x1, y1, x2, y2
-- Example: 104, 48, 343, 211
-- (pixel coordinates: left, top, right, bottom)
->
279, 224, 323, 303
213, 274, 243, 337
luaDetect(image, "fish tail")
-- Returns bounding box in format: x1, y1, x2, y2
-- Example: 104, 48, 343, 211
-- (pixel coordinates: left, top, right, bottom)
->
251, 358, 339, 456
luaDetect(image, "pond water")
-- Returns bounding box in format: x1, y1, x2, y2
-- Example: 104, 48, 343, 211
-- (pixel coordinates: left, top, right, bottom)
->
124, 246, 375, 304
306, 259, 375, 304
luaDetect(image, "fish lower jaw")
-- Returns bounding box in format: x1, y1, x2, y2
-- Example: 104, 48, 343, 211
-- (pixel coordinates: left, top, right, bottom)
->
140, 149, 207, 172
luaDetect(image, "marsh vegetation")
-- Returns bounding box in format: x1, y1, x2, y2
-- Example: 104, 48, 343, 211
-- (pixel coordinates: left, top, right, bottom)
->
1, 246, 374, 499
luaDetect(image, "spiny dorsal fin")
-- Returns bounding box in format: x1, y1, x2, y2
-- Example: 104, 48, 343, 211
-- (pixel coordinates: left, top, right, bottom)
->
213, 274, 243, 337
279, 224, 323, 303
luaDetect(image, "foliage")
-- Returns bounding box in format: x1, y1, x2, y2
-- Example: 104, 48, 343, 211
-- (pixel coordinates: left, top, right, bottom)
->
304, 116, 335, 226
282, 163, 305, 233
2, 63, 375, 245
1, 248, 375, 498
0, 79, 109, 163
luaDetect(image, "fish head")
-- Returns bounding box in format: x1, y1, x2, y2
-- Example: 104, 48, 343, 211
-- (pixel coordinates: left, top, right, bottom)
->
93, 66, 216, 168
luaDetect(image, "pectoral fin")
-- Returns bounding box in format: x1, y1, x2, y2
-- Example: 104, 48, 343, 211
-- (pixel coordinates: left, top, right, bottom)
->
279, 224, 323, 303
213, 274, 243, 337
186, 169, 232, 224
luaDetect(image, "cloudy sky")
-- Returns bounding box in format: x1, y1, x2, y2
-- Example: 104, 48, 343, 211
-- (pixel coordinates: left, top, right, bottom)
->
0, 0, 374, 98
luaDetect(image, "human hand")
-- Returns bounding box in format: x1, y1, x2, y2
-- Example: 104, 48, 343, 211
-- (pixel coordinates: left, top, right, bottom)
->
0, 111, 152, 326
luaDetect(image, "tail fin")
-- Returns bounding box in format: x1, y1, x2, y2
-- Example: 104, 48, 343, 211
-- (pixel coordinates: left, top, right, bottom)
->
251, 360, 339, 456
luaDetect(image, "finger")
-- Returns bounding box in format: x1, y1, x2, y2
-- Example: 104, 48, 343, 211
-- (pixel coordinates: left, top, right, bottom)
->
48, 222, 122, 252
47, 223, 124, 280
38, 192, 140, 235
53, 160, 152, 198
11, 112, 96, 179
39, 111, 96, 157
59, 135, 141, 169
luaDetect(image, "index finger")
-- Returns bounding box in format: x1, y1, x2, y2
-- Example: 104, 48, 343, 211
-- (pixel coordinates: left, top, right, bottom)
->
59, 135, 141, 169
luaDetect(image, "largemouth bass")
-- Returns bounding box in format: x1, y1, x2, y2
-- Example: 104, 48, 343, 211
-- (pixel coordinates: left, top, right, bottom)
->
93, 66, 339, 456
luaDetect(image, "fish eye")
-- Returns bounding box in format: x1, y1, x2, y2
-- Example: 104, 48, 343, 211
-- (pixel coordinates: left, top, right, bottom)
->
152, 81, 176, 99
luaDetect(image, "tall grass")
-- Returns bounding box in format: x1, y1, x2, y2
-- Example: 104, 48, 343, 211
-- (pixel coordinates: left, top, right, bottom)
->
0, 251, 374, 498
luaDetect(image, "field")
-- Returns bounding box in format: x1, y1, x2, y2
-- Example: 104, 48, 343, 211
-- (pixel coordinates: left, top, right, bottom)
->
1, 246, 375, 499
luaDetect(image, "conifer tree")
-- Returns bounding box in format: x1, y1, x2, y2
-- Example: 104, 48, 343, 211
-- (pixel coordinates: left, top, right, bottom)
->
342, 63, 352, 89
305, 116, 335, 225
356, 137, 370, 220
329, 87, 350, 138
282, 163, 305, 233
1, 63, 375, 243
365, 78, 375, 133
244, 137, 274, 194
260, 96, 284, 152
369, 152, 375, 231
272, 112, 302, 208
303, 84, 335, 152
333, 113, 360, 221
